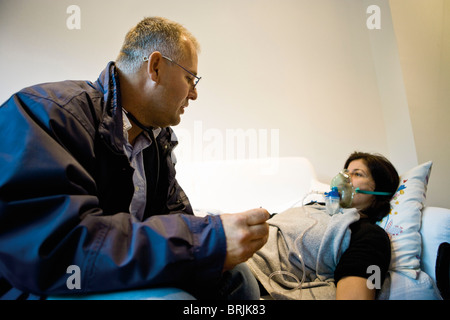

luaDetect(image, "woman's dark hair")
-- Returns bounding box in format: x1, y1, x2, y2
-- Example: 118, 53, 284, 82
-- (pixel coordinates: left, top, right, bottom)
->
344, 151, 399, 223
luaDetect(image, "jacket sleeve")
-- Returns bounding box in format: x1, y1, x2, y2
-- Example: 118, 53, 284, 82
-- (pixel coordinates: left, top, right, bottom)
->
0, 90, 227, 296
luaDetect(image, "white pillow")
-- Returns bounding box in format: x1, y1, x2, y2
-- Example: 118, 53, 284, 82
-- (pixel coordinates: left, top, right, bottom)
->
420, 207, 450, 283
377, 161, 433, 279
378, 270, 442, 300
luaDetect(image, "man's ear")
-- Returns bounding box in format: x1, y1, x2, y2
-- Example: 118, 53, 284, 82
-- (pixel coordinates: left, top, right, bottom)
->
147, 51, 163, 83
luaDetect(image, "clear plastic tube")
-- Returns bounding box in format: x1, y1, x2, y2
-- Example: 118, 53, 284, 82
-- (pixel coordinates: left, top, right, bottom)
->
267, 192, 319, 299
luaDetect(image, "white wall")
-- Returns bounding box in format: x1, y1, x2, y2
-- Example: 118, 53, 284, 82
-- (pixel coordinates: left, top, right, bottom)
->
389, 0, 450, 208
1, 0, 448, 207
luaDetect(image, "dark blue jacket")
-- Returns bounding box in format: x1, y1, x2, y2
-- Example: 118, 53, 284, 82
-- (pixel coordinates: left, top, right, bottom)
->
0, 62, 226, 299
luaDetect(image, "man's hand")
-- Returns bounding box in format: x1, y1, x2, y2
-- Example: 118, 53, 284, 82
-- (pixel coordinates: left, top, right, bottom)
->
220, 208, 270, 272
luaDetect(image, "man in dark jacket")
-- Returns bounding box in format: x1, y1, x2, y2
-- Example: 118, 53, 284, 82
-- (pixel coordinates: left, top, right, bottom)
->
0, 16, 269, 300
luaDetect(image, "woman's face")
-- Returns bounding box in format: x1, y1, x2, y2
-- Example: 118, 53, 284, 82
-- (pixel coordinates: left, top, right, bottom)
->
347, 159, 376, 211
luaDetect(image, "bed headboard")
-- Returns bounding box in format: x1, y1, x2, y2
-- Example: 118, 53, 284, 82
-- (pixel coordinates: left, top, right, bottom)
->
175, 157, 328, 214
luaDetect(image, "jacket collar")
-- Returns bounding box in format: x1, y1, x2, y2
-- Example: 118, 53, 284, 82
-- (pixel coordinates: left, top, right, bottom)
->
95, 62, 127, 154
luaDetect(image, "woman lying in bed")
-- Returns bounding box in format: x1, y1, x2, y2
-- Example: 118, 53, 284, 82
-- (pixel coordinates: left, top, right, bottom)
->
246, 152, 399, 300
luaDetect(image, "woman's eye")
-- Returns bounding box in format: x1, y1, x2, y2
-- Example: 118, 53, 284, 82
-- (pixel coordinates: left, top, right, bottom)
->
352, 172, 364, 177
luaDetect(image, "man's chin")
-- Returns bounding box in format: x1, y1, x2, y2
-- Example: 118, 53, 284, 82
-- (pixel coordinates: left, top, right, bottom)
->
169, 116, 182, 127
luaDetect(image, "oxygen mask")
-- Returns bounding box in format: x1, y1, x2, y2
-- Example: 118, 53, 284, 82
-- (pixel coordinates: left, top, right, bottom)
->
329, 169, 393, 209
330, 169, 355, 208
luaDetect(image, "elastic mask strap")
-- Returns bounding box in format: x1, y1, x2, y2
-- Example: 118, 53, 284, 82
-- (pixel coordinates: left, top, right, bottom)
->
354, 188, 393, 196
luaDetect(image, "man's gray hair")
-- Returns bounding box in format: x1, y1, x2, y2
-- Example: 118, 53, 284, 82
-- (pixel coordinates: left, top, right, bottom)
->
116, 17, 200, 74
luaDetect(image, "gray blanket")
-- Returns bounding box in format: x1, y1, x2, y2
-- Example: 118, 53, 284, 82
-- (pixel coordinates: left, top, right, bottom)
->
246, 205, 360, 300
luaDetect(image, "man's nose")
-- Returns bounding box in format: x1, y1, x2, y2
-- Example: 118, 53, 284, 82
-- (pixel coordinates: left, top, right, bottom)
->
188, 87, 198, 100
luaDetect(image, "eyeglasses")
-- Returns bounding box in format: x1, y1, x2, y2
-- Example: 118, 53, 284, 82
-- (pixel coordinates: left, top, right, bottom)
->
143, 55, 201, 89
